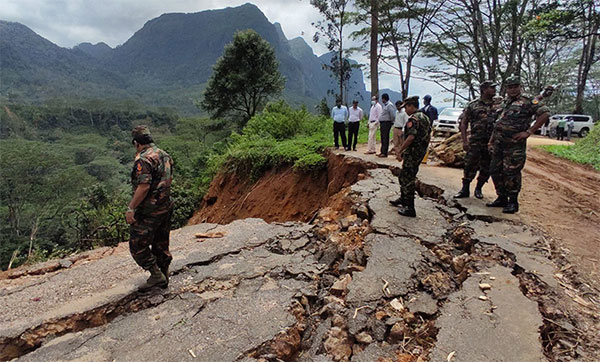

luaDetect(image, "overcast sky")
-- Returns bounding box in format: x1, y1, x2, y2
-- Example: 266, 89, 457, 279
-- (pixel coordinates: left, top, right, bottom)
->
1, 0, 449, 105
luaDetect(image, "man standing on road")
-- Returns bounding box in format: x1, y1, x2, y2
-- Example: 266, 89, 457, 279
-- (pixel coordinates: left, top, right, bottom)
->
331, 98, 349, 150
454, 81, 499, 199
391, 100, 408, 155
378, 93, 396, 157
347, 100, 363, 151
566, 117, 575, 141
420, 95, 438, 125
390, 96, 431, 217
556, 118, 566, 141
127, 125, 174, 291
366, 95, 382, 154
487, 77, 550, 214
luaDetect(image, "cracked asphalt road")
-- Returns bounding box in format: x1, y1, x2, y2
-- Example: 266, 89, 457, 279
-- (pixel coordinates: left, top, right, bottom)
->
1, 150, 598, 362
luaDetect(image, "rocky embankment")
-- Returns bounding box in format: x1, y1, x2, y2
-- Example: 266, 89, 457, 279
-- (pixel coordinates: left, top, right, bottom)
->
1, 151, 598, 362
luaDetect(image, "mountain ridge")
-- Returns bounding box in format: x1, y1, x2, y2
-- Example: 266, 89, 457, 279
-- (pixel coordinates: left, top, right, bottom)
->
0, 4, 403, 114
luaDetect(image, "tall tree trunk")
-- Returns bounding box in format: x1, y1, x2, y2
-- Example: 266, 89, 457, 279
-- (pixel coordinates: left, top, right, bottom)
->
370, 0, 379, 98
574, 4, 599, 114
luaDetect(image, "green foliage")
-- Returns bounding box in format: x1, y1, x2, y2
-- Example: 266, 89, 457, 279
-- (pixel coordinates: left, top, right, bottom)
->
213, 101, 331, 180
539, 126, 600, 170
63, 185, 129, 251
0, 139, 96, 269
316, 97, 331, 117
0, 102, 189, 270
201, 30, 285, 128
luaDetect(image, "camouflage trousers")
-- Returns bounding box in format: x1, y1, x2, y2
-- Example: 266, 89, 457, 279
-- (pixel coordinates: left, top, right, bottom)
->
129, 209, 173, 271
489, 136, 527, 198
463, 140, 491, 183
399, 149, 426, 202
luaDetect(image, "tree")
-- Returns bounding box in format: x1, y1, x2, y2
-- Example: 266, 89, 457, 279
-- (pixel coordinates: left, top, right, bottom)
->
201, 30, 285, 128
370, 0, 379, 98
0, 139, 92, 268
311, 0, 354, 103
423, 0, 537, 98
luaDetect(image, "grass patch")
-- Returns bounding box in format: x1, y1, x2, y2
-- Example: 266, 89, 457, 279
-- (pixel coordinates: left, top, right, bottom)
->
538, 126, 600, 170
208, 101, 333, 180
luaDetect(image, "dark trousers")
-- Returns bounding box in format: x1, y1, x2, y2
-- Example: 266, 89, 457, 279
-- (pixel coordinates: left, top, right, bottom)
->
348, 122, 360, 150
463, 141, 491, 183
556, 127, 564, 140
490, 137, 526, 198
333, 122, 347, 148
130, 210, 173, 270
379, 121, 393, 155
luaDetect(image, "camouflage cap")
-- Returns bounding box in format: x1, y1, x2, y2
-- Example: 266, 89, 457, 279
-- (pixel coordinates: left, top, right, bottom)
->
131, 125, 151, 139
504, 76, 521, 86
480, 80, 497, 89
400, 95, 420, 108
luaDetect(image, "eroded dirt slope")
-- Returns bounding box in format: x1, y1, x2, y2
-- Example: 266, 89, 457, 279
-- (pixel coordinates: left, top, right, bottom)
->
189, 151, 375, 224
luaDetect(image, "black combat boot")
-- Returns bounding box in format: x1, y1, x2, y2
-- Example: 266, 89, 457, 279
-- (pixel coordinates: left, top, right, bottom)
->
389, 195, 404, 206
474, 179, 486, 199
486, 195, 508, 207
502, 196, 519, 214
398, 198, 416, 217
160, 264, 170, 286
139, 264, 168, 291
453, 179, 470, 198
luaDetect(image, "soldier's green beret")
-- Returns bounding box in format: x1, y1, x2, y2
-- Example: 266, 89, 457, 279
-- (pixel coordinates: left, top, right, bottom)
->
480, 80, 497, 89
400, 95, 419, 107
131, 125, 151, 139
504, 76, 521, 86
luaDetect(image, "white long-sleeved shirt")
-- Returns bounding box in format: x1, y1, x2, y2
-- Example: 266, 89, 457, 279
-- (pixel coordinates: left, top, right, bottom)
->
394, 108, 408, 128
349, 106, 363, 122
369, 103, 382, 123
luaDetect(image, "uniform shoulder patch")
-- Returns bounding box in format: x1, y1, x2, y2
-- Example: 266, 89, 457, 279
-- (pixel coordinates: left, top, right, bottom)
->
136, 163, 143, 172
532, 99, 539, 105
406, 121, 413, 128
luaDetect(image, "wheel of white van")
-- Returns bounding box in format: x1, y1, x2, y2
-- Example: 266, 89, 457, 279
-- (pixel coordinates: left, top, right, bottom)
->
579, 128, 589, 138
549, 128, 556, 138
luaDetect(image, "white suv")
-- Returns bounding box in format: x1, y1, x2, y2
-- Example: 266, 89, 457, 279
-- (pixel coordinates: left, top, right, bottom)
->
546, 114, 595, 138
433, 107, 463, 134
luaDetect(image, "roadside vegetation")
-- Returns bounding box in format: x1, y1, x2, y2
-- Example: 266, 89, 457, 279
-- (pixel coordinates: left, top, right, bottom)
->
539, 126, 600, 170
209, 101, 366, 180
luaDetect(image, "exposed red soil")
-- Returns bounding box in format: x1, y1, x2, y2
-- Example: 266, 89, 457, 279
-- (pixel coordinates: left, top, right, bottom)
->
188, 151, 376, 225
520, 148, 600, 290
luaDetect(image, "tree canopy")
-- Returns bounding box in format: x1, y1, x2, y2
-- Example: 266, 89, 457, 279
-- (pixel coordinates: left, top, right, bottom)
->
200, 30, 285, 128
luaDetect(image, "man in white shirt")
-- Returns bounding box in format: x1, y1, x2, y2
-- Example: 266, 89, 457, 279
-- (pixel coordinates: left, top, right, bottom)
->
348, 100, 363, 151
331, 98, 349, 149
391, 100, 408, 155
366, 95, 382, 154
566, 118, 575, 141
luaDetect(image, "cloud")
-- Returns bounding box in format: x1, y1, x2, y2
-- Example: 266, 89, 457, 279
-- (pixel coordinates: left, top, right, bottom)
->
0, 0, 456, 105
0, 0, 322, 49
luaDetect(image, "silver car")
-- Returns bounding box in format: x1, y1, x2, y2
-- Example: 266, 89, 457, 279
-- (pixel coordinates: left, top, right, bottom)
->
433, 107, 463, 133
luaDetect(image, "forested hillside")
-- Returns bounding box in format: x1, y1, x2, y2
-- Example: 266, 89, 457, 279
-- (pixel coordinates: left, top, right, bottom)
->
0, 101, 231, 270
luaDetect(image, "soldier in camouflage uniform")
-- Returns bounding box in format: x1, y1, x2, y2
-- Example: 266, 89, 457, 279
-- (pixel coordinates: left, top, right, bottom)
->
126, 125, 174, 291
454, 81, 499, 199
487, 77, 550, 213
389, 96, 431, 217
